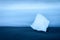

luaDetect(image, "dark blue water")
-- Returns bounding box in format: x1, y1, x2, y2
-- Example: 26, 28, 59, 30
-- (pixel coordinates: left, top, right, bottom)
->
0, 27, 60, 40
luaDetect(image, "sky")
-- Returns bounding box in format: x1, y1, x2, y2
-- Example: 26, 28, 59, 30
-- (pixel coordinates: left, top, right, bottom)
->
0, 0, 60, 27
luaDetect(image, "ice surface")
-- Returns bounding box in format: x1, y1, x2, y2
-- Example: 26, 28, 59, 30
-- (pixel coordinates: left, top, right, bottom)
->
31, 14, 50, 32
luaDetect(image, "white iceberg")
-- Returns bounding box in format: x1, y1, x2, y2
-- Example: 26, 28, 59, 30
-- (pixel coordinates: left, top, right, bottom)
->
31, 13, 50, 32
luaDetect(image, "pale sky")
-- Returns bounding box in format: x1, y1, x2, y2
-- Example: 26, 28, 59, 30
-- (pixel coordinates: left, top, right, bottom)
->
0, 0, 60, 27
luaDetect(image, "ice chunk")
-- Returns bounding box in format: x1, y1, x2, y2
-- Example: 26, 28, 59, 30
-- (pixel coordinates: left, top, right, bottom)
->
31, 14, 50, 32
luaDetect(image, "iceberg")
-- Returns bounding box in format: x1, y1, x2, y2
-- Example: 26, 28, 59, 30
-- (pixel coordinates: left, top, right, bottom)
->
31, 13, 50, 32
